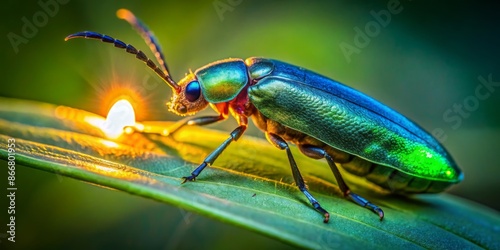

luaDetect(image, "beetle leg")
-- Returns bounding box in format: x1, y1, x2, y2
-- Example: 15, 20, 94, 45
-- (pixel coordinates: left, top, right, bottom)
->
266, 133, 330, 223
126, 115, 225, 136
299, 145, 384, 221
181, 125, 247, 183
165, 115, 226, 135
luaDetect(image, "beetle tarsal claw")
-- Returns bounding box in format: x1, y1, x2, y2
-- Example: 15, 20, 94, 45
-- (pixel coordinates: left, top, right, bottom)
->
323, 213, 330, 223
181, 175, 196, 184
375, 208, 385, 221
365, 202, 384, 221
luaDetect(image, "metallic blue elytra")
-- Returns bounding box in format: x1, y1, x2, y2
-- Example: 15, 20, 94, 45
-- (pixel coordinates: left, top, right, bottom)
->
246, 58, 462, 184
65, 9, 462, 223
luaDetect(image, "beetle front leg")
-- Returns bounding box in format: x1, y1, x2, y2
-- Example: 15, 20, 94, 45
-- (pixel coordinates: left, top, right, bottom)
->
127, 115, 226, 136
299, 145, 384, 220
164, 115, 226, 136
182, 125, 247, 183
266, 133, 330, 223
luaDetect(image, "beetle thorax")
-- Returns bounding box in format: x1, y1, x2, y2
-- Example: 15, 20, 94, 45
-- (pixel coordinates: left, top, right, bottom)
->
194, 58, 249, 103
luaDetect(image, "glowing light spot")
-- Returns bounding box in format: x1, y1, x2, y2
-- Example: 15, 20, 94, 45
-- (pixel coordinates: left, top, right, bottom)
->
446, 170, 452, 176
102, 99, 136, 139
85, 99, 137, 139
94, 164, 119, 174
124, 126, 135, 135
100, 139, 119, 148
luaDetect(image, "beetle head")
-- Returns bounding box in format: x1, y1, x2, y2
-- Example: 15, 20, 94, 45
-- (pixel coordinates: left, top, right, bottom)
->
167, 72, 209, 116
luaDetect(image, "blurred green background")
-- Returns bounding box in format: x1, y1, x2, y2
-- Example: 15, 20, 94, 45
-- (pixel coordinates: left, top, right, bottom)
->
1, 0, 499, 248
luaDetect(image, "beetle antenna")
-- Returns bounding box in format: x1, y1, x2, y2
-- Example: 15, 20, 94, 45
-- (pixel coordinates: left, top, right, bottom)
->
116, 9, 170, 75
65, 31, 180, 92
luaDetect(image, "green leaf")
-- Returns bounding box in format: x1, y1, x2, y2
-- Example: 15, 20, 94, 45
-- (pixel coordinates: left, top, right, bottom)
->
0, 97, 499, 249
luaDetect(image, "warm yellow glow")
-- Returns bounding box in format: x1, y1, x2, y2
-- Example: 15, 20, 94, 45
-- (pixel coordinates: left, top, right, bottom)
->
85, 99, 137, 139
103, 99, 136, 139
93, 164, 119, 174
85, 163, 158, 184
124, 123, 145, 135
99, 139, 119, 148
84, 116, 105, 131
123, 122, 174, 136
124, 126, 135, 135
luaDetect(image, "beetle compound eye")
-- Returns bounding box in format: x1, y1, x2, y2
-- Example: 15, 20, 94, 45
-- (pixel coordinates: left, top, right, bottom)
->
185, 81, 201, 102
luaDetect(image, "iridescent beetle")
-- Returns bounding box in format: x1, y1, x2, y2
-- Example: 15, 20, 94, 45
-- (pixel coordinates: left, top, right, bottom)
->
65, 9, 463, 223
